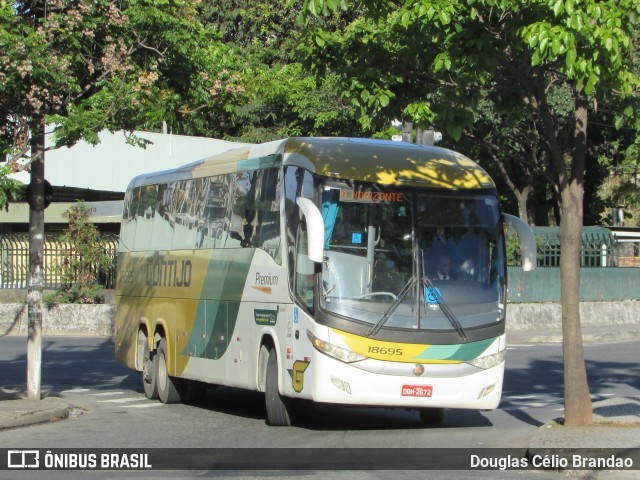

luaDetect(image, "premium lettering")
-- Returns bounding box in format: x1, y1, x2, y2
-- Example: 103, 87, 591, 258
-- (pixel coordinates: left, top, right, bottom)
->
255, 272, 278, 286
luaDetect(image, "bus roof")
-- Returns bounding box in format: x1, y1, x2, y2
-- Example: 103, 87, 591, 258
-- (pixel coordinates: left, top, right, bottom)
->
127, 137, 495, 190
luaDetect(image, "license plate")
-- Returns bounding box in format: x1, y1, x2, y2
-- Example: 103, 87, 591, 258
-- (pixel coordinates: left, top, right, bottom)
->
401, 385, 433, 397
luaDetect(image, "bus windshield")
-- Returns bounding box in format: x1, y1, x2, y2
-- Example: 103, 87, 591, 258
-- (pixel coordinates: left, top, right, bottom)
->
320, 183, 505, 333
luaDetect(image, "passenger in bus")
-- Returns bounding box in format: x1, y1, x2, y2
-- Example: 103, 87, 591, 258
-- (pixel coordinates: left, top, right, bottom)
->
435, 253, 454, 281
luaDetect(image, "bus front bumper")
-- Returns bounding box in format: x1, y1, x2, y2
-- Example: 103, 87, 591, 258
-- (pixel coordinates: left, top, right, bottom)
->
307, 353, 504, 410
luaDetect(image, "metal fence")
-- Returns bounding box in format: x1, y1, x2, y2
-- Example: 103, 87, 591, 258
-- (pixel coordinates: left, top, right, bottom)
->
0, 234, 118, 289
531, 227, 621, 267
2, 231, 639, 303
507, 266, 640, 303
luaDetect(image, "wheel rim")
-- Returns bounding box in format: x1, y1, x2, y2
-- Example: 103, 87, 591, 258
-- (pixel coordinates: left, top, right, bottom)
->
158, 352, 167, 392
143, 352, 152, 384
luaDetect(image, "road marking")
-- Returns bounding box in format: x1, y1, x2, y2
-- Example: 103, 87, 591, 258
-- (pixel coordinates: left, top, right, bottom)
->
96, 396, 147, 403
60, 388, 164, 408
501, 405, 530, 411
504, 394, 541, 400
123, 403, 164, 409
503, 391, 620, 413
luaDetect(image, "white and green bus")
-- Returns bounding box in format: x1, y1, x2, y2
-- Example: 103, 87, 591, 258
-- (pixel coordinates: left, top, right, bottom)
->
115, 137, 535, 426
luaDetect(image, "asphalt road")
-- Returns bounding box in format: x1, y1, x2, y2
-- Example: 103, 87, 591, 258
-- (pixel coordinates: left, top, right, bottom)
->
0, 336, 638, 479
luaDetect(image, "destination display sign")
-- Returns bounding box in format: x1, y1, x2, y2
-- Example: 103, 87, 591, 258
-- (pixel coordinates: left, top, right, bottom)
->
339, 189, 405, 203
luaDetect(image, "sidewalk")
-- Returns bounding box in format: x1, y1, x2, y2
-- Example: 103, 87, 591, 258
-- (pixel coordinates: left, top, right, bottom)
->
527, 393, 640, 479
515, 325, 640, 479
0, 389, 70, 430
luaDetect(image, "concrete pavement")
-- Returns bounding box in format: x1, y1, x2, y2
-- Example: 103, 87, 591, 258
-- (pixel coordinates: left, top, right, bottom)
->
0, 389, 70, 430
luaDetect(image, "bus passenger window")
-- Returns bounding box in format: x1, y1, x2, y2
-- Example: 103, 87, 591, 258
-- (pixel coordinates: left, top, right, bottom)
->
254, 168, 282, 263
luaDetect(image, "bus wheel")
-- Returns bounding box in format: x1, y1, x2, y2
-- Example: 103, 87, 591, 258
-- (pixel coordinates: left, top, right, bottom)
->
142, 336, 158, 400
419, 407, 445, 426
265, 348, 293, 426
156, 338, 183, 404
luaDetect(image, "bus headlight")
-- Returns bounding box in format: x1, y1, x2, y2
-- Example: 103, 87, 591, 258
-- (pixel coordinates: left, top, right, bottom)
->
467, 350, 505, 370
307, 331, 367, 364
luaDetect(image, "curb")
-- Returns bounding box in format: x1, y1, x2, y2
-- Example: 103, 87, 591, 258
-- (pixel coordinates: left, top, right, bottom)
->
0, 397, 70, 431
524, 330, 640, 344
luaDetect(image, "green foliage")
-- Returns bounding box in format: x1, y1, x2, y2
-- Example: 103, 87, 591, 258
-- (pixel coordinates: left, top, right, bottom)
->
505, 231, 522, 267
505, 230, 545, 267
197, 1, 364, 140
198, 0, 300, 65
297, 0, 640, 227
47, 202, 113, 304
44, 283, 106, 305
0, 0, 237, 157
0, 163, 23, 211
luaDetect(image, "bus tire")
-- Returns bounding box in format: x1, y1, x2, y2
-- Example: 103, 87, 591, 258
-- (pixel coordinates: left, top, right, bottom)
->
419, 407, 445, 426
265, 347, 293, 426
142, 336, 158, 400
156, 338, 183, 404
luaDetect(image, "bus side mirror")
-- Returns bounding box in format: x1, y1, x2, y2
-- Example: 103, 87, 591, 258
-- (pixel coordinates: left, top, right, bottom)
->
503, 213, 536, 272
296, 197, 325, 263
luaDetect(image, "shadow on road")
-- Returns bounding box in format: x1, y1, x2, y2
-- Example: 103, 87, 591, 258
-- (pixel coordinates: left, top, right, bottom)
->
501, 344, 640, 427
0, 336, 138, 393
186, 385, 494, 431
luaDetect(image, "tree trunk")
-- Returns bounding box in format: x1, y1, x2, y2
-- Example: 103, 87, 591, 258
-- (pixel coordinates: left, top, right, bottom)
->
560, 93, 593, 426
560, 184, 592, 425
514, 186, 532, 225
27, 119, 46, 400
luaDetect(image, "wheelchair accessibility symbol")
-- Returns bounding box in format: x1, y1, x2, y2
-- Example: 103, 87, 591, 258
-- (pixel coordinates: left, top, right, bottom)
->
425, 285, 441, 305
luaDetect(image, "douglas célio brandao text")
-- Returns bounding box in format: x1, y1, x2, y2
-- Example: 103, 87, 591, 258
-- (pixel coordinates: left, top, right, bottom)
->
470, 453, 634, 470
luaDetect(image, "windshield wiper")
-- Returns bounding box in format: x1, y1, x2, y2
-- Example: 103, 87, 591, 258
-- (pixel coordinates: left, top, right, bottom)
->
420, 249, 468, 342
422, 276, 469, 342
366, 276, 415, 337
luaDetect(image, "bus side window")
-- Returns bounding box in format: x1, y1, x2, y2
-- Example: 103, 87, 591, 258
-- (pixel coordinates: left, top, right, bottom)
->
228, 171, 256, 248
120, 188, 138, 250
254, 168, 282, 264
133, 185, 158, 251
199, 176, 231, 248
171, 179, 198, 249
149, 183, 174, 251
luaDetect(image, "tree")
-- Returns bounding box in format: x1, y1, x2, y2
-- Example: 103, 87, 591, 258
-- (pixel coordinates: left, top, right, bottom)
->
299, 0, 640, 426
46, 201, 113, 304
593, 91, 640, 226
457, 92, 549, 225
197, 0, 363, 142
0, 0, 233, 400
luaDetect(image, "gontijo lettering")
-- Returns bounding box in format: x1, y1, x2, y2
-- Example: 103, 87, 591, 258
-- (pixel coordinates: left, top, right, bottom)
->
146, 259, 192, 287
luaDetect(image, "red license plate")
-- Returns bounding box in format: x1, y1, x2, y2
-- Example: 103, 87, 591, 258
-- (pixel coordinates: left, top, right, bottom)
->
401, 385, 433, 397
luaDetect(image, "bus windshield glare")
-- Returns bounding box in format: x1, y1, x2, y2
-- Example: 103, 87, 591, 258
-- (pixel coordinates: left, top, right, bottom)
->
320, 183, 506, 333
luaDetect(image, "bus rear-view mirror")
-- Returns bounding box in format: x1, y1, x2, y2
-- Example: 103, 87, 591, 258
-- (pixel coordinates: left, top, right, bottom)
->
296, 197, 324, 263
